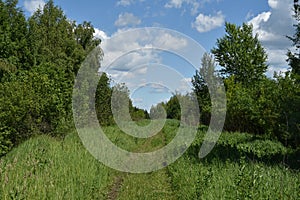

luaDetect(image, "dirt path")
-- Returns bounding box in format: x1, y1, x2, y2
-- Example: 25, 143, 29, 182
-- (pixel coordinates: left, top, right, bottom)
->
107, 176, 124, 200
106, 130, 175, 200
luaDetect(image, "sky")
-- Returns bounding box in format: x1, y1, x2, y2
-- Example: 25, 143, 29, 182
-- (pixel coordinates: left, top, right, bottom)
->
18, 0, 296, 110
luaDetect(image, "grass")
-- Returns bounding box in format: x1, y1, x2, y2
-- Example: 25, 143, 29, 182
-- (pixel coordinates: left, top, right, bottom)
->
167, 155, 300, 199
0, 119, 299, 199
0, 132, 112, 199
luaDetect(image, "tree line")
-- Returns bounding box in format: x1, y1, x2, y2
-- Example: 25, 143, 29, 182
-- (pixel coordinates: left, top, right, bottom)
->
0, 0, 299, 156
153, 2, 300, 150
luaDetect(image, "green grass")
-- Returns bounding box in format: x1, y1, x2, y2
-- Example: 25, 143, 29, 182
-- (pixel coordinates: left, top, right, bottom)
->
167, 155, 300, 199
0, 132, 113, 199
0, 119, 299, 199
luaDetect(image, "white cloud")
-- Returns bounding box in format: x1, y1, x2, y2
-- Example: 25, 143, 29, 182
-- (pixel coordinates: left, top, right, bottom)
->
165, 0, 184, 8
24, 0, 45, 15
248, 0, 295, 74
116, 0, 133, 6
249, 12, 271, 31
115, 13, 142, 27
192, 11, 225, 33
149, 83, 170, 94
116, 0, 145, 6
101, 28, 189, 72
177, 78, 193, 94
165, 0, 215, 15
268, 0, 278, 9
165, 0, 200, 15
98, 28, 199, 106
93, 28, 109, 40
152, 32, 188, 51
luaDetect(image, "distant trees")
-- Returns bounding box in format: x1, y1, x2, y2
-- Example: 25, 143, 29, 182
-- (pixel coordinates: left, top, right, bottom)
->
96, 76, 149, 126
212, 22, 268, 85
150, 103, 166, 119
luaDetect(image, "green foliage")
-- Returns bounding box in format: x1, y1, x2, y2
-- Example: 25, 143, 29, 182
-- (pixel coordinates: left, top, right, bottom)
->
212, 22, 268, 84
168, 153, 300, 200
0, 0, 28, 70
0, 0, 102, 153
129, 106, 149, 121
0, 68, 72, 142
0, 121, 299, 199
111, 83, 132, 122
236, 140, 287, 158
158, 93, 200, 126
273, 73, 300, 146
0, 125, 13, 156
287, 1, 300, 81
224, 77, 279, 135
95, 73, 114, 126
150, 102, 167, 119
190, 130, 289, 163
192, 53, 216, 125
166, 94, 181, 120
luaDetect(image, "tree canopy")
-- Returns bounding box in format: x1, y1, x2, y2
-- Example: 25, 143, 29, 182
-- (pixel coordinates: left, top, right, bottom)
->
212, 22, 268, 85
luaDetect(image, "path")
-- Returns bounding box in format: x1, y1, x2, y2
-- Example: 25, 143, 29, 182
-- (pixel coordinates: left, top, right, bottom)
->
106, 129, 175, 200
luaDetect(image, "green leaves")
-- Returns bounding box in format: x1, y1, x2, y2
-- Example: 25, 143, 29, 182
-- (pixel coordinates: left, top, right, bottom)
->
191, 53, 214, 125
0, 0, 104, 154
287, 1, 300, 81
212, 22, 268, 85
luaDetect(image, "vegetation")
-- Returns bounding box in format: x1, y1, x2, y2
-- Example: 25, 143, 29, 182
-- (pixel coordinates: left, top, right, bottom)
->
211, 22, 268, 85
0, 0, 299, 199
0, 120, 299, 199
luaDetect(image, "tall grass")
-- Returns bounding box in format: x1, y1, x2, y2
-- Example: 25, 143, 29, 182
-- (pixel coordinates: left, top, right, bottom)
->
167, 154, 300, 199
0, 120, 299, 199
0, 132, 112, 199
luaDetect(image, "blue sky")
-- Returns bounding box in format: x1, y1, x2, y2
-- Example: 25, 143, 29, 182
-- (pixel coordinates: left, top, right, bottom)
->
18, 0, 296, 110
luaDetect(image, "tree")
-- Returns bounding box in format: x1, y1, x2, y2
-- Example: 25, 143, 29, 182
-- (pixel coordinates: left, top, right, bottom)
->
75, 21, 100, 51
0, 0, 105, 154
95, 73, 113, 126
287, 0, 300, 81
166, 94, 181, 120
212, 22, 268, 84
150, 103, 166, 119
192, 53, 216, 125
285, 0, 300, 148
0, 0, 28, 75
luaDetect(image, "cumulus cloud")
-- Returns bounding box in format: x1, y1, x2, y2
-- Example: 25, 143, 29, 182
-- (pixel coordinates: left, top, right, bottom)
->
115, 13, 141, 27
98, 28, 200, 109
24, 0, 45, 15
94, 28, 109, 41
192, 11, 225, 33
100, 28, 189, 71
248, 0, 295, 74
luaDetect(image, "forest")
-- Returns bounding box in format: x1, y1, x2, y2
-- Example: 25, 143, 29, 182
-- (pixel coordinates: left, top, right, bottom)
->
0, 0, 299, 199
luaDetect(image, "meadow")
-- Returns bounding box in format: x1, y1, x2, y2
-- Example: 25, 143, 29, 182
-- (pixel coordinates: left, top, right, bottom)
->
0, 120, 299, 199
